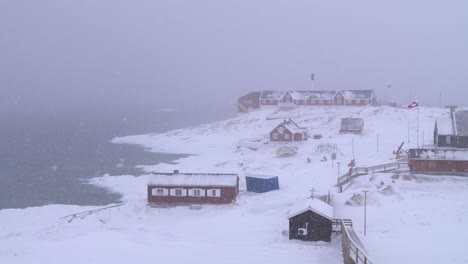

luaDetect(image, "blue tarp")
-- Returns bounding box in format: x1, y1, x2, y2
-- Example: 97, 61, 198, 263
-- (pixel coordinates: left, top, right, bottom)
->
245, 175, 279, 193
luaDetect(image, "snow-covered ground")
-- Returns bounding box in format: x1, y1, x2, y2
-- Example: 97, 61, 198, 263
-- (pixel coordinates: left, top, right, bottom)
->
1, 105, 467, 264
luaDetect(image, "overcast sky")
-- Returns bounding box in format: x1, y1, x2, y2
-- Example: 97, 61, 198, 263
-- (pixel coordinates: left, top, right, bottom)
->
1, 0, 467, 115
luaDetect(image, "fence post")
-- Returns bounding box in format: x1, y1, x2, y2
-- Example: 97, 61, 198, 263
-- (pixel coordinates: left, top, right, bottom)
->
356, 247, 359, 263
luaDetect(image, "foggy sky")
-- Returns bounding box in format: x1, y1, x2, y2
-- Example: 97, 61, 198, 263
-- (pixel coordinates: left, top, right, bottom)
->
1, 0, 468, 115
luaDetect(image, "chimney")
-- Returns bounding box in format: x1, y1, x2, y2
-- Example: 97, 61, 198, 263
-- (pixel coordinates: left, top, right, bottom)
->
173, 170, 179, 174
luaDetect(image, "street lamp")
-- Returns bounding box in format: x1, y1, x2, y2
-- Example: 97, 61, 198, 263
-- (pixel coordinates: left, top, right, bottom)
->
362, 190, 369, 236
337, 162, 341, 183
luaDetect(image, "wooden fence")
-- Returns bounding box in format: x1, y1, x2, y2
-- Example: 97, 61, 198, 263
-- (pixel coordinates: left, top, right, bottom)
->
341, 222, 373, 264
59, 203, 126, 222
336, 162, 408, 192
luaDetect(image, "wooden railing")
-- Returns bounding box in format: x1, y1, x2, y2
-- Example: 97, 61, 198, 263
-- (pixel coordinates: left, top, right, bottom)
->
341, 222, 373, 264
336, 162, 408, 191
59, 203, 126, 222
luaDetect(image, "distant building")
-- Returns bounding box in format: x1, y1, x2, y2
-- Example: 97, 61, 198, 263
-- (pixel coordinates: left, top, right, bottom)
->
434, 109, 468, 148
409, 148, 468, 176
147, 171, 239, 205
237, 90, 376, 112
340, 118, 364, 134
238, 92, 261, 113
288, 198, 334, 242
245, 175, 279, 193
270, 119, 308, 142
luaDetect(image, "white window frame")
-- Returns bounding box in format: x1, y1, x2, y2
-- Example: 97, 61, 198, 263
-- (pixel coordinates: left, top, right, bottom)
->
152, 188, 168, 196
207, 189, 221, 197
446, 136, 451, 145
272, 133, 278, 140
277, 127, 284, 134
285, 133, 290, 140
170, 188, 187, 196
188, 188, 205, 197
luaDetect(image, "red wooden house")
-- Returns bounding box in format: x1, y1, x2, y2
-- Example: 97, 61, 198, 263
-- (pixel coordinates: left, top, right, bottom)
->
148, 171, 239, 205
409, 148, 468, 176
238, 90, 376, 112
270, 119, 308, 142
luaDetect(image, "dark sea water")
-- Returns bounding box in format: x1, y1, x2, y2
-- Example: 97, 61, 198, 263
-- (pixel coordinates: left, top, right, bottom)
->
0, 105, 235, 209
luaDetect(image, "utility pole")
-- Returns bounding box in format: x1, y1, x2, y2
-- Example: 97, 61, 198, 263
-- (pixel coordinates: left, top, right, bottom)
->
363, 190, 369, 236
311, 73, 315, 90
422, 130, 425, 147
439, 91, 442, 108
407, 119, 410, 144
417, 108, 420, 147
337, 162, 341, 183
377, 133, 379, 152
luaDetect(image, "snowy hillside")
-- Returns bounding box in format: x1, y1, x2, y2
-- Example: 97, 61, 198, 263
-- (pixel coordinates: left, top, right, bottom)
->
1, 106, 467, 264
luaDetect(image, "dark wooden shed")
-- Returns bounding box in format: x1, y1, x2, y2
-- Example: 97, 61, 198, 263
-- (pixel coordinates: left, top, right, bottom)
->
288, 198, 334, 242
434, 109, 468, 148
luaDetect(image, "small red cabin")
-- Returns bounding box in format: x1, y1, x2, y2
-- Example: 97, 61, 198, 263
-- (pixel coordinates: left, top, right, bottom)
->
148, 171, 239, 205
270, 119, 308, 142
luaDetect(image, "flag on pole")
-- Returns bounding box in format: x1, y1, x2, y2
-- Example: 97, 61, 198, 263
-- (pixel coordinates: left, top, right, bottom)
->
407, 100, 419, 109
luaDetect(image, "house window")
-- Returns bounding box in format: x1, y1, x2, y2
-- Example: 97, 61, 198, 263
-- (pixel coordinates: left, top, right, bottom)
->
446, 136, 451, 145
278, 127, 284, 134
188, 189, 204, 197
360, 99, 366, 104
285, 134, 290, 140
175, 189, 183, 196
207, 189, 221, 197
272, 133, 278, 140
337, 99, 342, 104
152, 188, 168, 196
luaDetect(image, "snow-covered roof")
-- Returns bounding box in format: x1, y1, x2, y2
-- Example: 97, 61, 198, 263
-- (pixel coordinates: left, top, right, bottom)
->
148, 173, 238, 187
288, 198, 334, 220
289, 91, 316, 100
455, 110, 468, 136
274, 119, 307, 134
289, 91, 336, 100
409, 148, 468, 161
341, 90, 374, 100
260, 91, 287, 100
341, 118, 364, 127
245, 175, 278, 179
436, 116, 454, 135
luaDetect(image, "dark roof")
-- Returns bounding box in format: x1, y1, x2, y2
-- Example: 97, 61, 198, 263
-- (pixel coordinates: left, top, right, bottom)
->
455, 110, 468, 136
341, 118, 364, 127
